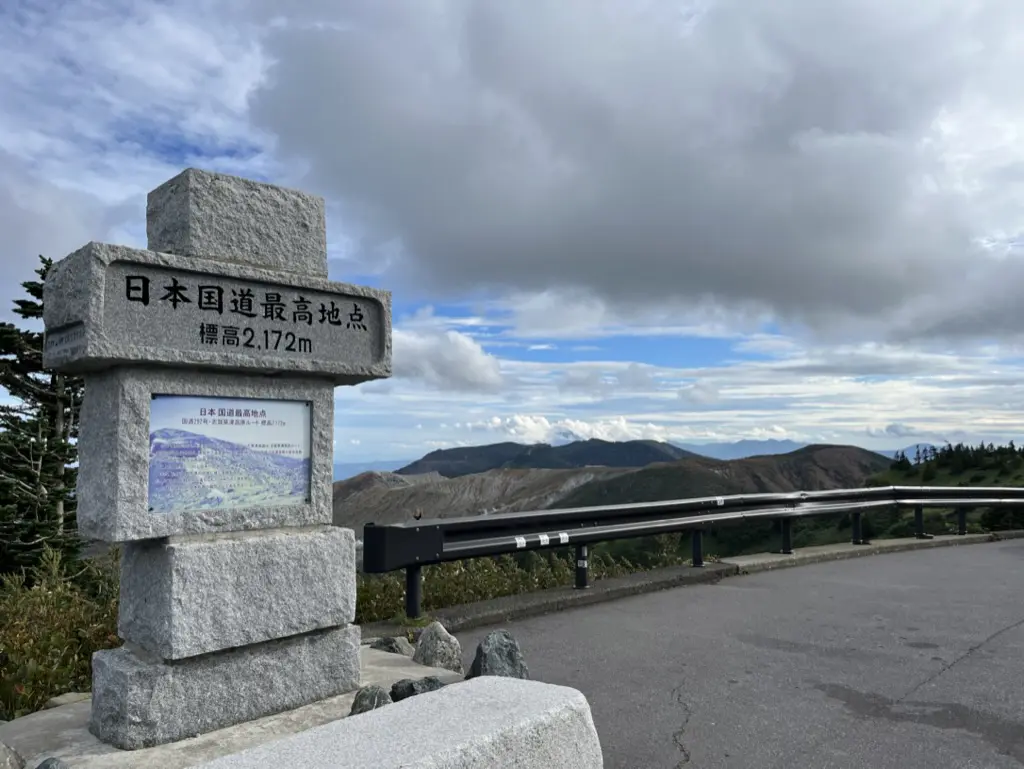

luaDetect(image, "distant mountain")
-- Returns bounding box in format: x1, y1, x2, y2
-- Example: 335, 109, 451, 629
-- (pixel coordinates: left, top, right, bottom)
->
553, 444, 892, 509
396, 442, 529, 477
674, 439, 808, 460
395, 439, 699, 478
333, 459, 413, 481
334, 444, 891, 531
149, 428, 309, 514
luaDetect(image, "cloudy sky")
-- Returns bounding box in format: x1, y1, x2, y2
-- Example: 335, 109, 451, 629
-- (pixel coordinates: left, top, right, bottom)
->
5, 0, 1024, 463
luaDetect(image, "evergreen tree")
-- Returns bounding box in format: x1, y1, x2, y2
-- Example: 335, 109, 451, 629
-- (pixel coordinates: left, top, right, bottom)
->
0, 255, 84, 576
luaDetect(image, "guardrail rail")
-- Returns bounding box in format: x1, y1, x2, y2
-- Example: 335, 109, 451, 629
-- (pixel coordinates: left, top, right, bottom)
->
361, 485, 1024, 618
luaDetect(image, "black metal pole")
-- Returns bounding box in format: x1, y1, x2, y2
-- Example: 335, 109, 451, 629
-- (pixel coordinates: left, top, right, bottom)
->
914, 505, 924, 538
957, 507, 967, 536
575, 544, 589, 589
691, 530, 704, 568
405, 564, 422, 619
780, 518, 793, 555
851, 512, 863, 545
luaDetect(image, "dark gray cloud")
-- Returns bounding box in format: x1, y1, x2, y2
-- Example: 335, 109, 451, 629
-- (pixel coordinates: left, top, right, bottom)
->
245, 0, 1022, 338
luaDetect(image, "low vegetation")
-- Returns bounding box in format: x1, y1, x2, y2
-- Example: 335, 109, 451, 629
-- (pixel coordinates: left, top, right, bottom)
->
3, 443, 1024, 721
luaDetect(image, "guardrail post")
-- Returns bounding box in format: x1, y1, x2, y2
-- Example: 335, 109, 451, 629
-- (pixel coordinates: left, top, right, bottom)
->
691, 530, 704, 568
913, 505, 932, 539
956, 507, 967, 536
851, 512, 864, 545
405, 564, 423, 619
575, 544, 589, 589
780, 519, 793, 555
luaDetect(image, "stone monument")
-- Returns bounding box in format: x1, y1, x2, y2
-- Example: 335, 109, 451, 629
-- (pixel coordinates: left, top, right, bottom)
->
42, 168, 392, 750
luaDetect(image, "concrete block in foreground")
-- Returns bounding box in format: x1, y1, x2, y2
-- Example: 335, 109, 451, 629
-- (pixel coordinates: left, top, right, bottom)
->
119, 527, 356, 659
90, 624, 360, 750
189, 677, 604, 769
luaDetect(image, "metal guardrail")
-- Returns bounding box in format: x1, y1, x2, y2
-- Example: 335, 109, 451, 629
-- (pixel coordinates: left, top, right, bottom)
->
362, 485, 1024, 618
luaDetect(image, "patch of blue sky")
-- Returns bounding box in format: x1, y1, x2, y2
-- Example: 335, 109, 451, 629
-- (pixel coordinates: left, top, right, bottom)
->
109, 120, 262, 174
494, 334, 741, 368
992, 356, 1024, 367
849, 374, 903, 383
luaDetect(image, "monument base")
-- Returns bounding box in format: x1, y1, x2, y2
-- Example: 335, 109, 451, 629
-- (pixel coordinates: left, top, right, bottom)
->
90, 624, 360, 750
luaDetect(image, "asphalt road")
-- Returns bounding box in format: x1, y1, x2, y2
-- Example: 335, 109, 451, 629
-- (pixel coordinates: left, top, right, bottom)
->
457, 540, 1024, 769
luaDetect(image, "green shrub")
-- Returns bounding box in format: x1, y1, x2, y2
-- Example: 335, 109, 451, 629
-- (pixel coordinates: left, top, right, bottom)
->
0, 547, 120, 720
884, 519, 915, 538
980, 507, 1024, 532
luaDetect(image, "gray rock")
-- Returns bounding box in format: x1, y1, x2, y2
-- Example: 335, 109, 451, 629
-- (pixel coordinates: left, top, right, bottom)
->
34, 759, 70, 769
389, 676, 448, 702
0, 742, 25, 769
412, 621, 464, 675
467, 629, 530, 680
370, 636, 415, 657
43, 692, 90, 709
349, 685, 392, 715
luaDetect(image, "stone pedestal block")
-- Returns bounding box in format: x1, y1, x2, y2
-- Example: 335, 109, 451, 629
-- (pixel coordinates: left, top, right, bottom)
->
147, 168, 328, 278
90, 624, 361, 750
119, 526, 357, 660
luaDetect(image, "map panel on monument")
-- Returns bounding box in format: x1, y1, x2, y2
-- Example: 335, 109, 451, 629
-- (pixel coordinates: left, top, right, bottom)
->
148, 394, 312, 515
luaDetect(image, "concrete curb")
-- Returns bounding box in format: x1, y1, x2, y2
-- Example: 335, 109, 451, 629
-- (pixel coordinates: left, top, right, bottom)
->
724, 530, 1024, 575
361, 531, 1024, 638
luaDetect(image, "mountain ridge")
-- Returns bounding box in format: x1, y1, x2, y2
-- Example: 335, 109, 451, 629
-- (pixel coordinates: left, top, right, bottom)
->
333, 443, 891, 532
334, 438, 932, 481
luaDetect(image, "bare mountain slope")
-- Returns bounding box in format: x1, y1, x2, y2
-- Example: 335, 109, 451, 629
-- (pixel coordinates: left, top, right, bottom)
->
552, 444, 891, 508
332, 466, 630, 532
334, 445, 890, 532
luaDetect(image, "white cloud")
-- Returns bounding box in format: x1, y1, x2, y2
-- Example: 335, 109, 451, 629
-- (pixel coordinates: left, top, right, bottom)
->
331, 332, 1024, 458
8, 1, 1024, 466
677, 381, 720, 405
393, 328, 503, 392
465, 415, 673, 445
243, 0, 1024, 344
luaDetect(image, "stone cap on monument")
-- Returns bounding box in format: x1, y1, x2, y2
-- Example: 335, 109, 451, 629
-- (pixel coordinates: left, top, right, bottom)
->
147, 168, 329, 277
41, 169, 391, 386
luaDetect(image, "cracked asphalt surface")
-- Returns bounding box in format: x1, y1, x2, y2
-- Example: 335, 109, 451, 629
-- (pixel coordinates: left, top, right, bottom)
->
456, 539, 1024, 768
